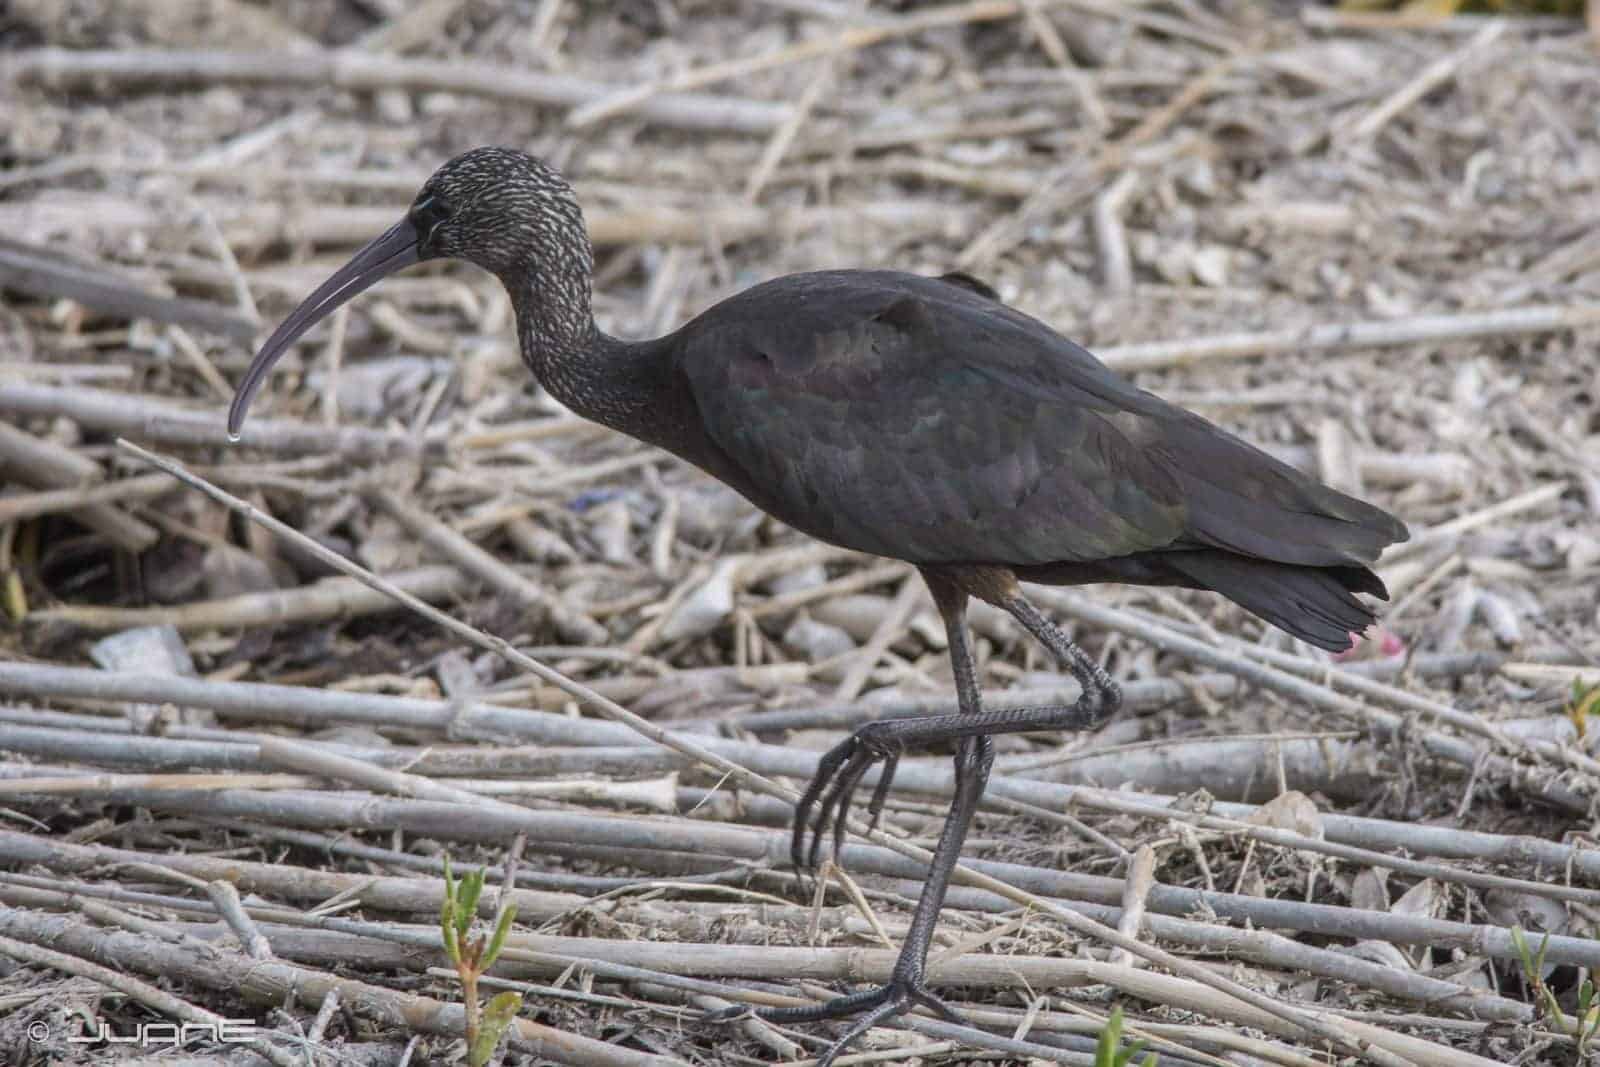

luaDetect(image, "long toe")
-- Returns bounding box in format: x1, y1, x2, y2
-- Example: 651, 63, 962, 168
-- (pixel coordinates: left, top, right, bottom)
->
738, 984, 892, 1026
910, 985, 970, 1025
709, 976, 960, 1065
698, 1002, 753, 1025
813, 995, 910, 1067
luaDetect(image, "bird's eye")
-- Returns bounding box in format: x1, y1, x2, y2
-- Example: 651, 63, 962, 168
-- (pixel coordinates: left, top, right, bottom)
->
411, 196, 454, 244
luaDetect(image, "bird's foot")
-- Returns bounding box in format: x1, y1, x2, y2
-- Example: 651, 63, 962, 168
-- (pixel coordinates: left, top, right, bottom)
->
791, 721, 905, 874
704, 976, 965, 1067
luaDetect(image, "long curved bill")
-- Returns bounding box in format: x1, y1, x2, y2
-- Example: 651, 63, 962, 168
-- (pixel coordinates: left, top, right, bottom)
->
227, 217, 422, 439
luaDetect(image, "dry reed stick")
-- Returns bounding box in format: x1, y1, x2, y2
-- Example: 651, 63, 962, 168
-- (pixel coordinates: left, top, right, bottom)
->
27, 565, 469, 633
1097, 304, 1600, 372
2, 48, 787, 135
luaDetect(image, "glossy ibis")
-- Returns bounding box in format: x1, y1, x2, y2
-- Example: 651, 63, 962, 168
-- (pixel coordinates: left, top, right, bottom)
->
229, 146, 1408, 1064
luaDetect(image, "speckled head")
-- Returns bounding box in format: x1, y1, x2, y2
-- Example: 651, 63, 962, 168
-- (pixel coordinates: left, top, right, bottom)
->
412, 146, 590, 282
227, 146, 593, 439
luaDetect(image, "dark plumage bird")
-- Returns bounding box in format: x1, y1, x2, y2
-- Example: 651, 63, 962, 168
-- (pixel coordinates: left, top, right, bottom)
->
230, 146, 1408, 1064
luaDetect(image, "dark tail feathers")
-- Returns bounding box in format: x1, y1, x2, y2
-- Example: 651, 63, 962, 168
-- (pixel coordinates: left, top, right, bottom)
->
1163, 551, 1385, 653
1159, 410, 1410, 570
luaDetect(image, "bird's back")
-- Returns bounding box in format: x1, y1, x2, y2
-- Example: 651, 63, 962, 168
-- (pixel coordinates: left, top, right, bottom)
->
667, 269, 1405, 579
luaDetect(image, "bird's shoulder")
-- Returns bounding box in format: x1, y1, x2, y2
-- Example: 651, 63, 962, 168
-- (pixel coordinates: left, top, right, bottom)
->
672, 269, 1152, 413
662, 270, 1192, 564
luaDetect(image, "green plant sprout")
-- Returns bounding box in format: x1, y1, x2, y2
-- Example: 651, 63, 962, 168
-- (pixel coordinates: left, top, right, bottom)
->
1095, 1005, 1158, 1067
1510, 925, 1599, 1055
1563, 677, 1599, 742
440, 856, 523, 1066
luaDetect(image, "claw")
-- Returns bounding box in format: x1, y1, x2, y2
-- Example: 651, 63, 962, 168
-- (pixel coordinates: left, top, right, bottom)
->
806, 742, 857, 876
813, 746, 872, 869
790, 724, 904, 879
864, 749, 899, 832
791, 741, 852, 872
808, 780, 840, 871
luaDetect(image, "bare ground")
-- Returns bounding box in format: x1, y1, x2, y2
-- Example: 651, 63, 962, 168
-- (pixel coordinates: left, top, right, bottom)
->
1, 2, 1599, 1066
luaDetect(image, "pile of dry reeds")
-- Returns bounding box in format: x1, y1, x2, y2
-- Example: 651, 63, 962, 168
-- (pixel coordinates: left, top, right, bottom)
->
2, 2, 1598, 1065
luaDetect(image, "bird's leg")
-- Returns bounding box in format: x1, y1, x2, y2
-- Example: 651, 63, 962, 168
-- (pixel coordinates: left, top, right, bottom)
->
793, 565, 1120, 870
706, 572, 991, 1066
709, 567, 1120, 1060
790, 570, 972, 869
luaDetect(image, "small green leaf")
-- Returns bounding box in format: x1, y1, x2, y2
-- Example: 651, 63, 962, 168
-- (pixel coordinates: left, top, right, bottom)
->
460, 868, 485, 909
1533, 929, 1553, 976
1565, 678, 1600, 741
1092, 1005, 1157, 1067
441, 908, 461, 966
1581, 979, 1600, 1050
457, 868, 486, 940
1544, 987, 1567, 1032
483, 904, 519, 970
1095, 1006, 1123, 1067
442, 862, 461, 960
1510, 926, 1534, 977
468, 990, 523, 1067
